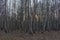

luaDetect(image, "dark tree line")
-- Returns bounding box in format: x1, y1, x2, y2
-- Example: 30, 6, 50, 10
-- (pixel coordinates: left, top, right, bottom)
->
0, 0, 60, 33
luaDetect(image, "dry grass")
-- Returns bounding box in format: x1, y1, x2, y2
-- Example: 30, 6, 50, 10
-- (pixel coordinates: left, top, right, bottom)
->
0, 31, 60, 40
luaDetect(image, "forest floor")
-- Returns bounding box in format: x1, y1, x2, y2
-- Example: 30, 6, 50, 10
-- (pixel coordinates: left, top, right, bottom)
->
0, 31, 60, 40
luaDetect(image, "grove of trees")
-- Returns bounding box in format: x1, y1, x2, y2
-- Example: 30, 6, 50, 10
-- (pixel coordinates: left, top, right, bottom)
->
0, 0, 60, 33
